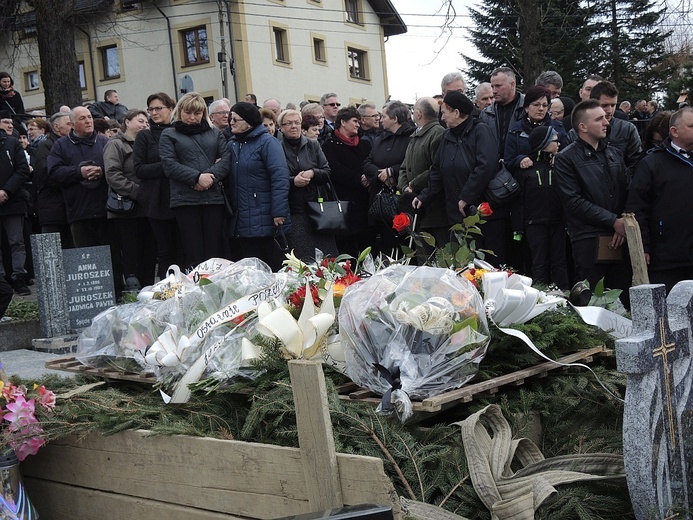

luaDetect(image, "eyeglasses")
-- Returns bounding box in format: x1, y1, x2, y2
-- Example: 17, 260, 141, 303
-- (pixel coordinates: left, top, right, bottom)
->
211, 111, 230, 116
147, 106, 167, 113
230, 117, 245, 123
549, 110, 564, 116
530, 102, 549, 109
362, 114, 381, 119
323, 103, 341, 107
281, 121, 301, 127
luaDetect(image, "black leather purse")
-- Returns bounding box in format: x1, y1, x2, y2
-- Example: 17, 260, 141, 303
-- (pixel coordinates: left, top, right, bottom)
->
106, 188, 136, 215
305, 182, 352, 235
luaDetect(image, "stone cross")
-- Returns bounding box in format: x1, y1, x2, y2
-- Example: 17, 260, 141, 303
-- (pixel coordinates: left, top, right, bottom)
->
616, 282, 693, 519
31, 233, 70, 337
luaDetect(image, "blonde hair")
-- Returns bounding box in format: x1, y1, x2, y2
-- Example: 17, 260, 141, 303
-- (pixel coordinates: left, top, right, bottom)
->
171, 92, 210, 124
277, 109, 301, 126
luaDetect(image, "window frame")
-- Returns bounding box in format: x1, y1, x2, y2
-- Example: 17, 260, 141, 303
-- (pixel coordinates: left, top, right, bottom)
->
269, 23, 292, 68
344, 0, 362, 25
99, 44, 121, 80
311, 34, 327, 65
24, 70, 40, 92
346, 45, 370, 82
180, 25, 211, 67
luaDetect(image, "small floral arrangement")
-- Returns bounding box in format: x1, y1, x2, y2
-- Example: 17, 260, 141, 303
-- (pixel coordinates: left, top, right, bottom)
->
1, 378, 55, 461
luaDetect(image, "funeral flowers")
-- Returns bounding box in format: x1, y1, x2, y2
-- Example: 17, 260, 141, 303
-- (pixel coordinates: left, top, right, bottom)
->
1, 378, 55, 461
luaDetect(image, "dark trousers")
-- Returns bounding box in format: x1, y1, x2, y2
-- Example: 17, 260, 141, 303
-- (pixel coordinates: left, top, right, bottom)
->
0, 276, 12, 318
525, 224, 569, 289
477, 216, 510, 268
650, 266, 693, 294
238, 236, 285, 272
571, 237, 632, 309
173, 205, 224, 270
149, 217, 184, 280
114, 217, 157, 287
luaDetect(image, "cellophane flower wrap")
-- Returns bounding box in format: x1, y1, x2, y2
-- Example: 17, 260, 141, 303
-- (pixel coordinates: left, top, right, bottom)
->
339, 265, 490, 422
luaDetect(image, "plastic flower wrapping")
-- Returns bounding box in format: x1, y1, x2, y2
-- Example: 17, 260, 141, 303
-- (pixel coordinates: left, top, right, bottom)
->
76, 258, 287, 402
338, 265, 490, 422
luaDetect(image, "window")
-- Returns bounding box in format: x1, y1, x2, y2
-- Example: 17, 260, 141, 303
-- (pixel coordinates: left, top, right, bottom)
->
78, 62, 87, 90
181, 26, 210, 66
345, 0, 360, 24
24, 71, 39, 91
347, 47, 369, 80
313, 37, 326, 63
273, 28, 289, 63
100, 45, 120, 79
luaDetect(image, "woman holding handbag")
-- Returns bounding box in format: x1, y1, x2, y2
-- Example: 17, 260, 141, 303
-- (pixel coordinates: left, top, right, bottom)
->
159, 92, 231, 269
104, 109, 157, 289
278, 109, 337, 261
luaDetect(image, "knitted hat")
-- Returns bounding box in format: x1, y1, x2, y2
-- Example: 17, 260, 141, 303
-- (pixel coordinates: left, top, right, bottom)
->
230, 102, 262, 128
523, 85, 551, 108
442, 91, 475, 115
0, 110, 11, 120
528, 126, 557, 154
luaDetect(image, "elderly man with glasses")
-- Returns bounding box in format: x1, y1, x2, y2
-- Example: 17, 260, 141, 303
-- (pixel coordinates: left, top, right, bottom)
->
357, 103, 381, 145
209, 99, 231, 136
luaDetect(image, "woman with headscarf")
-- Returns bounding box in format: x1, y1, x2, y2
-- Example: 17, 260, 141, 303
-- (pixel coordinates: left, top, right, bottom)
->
159, 92, 231, 269
278, 109, 337, 261
412, 92, 499, 260
226, 102, 290, 271
104, 109, 156, 289
133, 92, 183, 280
321, 106, 372, 258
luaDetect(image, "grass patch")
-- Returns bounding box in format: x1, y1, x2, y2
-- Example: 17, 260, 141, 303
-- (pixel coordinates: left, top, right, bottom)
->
5, 299, 39, 320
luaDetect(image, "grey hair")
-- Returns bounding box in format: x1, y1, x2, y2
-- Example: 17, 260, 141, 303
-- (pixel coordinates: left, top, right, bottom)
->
441, 71, 466, 93
383, 100, 411, 124
535, 70, 563, 89
670, 106, 693, 128
414, 98, 438, 121
209, 99, 230, 113
491, 67, 516, 81
475, 82, 492, 97
320, 92, 338, 105
50, 111, 70, 129
357, 103, 376, 117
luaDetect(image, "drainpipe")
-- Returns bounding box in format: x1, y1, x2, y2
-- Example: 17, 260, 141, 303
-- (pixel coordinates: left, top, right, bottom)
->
153, 1, 179, 99
217, 1, 228, 99
219, 0, 239, 103
76, 26, 97, 103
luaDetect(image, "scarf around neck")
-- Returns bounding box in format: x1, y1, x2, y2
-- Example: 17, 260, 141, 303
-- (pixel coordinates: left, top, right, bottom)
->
334, 129, 359, 147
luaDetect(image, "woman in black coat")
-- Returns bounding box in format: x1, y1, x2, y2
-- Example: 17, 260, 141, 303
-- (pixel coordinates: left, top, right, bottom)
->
0, 73, 25, 126
322, 106, 372, 259
133, 92, 183, 279
362, 100, 415, 255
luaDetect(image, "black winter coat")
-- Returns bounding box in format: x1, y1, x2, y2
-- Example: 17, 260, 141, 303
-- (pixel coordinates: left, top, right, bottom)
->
0, 131, 29, 216
321, 133, 371, 230
282, 136, 331, 215
554, 138, 629, 243
363, 121, 415, 200
504, 115, 567, 172
626, 139, 693, 270
32, 133, 68, 226
417, 117, 498, 224
514, 153, 564, 230
47, 130, 109, 224
133, 121, 175, 220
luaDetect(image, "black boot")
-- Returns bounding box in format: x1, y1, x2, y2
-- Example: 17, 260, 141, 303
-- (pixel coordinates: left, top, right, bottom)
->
13, 275, 30, 296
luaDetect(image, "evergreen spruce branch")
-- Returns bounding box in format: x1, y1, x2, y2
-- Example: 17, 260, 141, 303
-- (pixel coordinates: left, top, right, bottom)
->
438, 475, 470, 508
395, 432, 425, 500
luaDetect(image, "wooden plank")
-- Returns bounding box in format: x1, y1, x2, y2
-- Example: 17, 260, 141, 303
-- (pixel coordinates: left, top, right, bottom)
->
44, 355, 158, 383
623, 212, 649, 286
24, 479, 247, 520
288, 360, 344, 511
22, 430, 400, 519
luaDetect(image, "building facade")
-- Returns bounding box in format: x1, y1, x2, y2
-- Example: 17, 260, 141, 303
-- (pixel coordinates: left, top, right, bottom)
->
0, 0, 406, 112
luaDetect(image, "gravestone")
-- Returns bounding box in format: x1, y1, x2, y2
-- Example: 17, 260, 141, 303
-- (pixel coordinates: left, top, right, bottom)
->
62, 246, 116, 330
615, 282, 693, 518
31, 233, 70, 337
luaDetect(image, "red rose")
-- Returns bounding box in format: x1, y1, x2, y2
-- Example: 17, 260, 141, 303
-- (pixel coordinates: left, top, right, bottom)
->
478, 202, 493, 217
392, 212, 411, 232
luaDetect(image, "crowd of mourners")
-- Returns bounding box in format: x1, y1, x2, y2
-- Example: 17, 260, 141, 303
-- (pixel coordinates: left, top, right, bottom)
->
0, 65, 690, 313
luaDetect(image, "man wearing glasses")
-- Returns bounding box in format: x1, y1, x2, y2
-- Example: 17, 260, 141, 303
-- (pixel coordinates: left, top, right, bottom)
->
357, 103, 380, 145
209, 100, 231, 136
320, 92, 341, 130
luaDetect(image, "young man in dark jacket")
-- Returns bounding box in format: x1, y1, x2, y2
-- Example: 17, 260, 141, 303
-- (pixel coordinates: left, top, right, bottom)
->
627, 106, 693, 293
0, 111, 30, 294
555, 99, 631, 307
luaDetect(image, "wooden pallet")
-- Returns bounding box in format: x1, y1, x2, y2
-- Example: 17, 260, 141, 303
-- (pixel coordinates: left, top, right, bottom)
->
335, 345, 613, 413
46, 345, 612, 413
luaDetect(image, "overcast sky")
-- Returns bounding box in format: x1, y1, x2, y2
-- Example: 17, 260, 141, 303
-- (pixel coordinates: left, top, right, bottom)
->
385, 0, 479, 104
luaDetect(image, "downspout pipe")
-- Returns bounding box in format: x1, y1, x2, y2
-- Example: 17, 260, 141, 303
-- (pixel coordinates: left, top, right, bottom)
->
153, 1, 179, 99
219, 0, 239, 103
76, 26, 97, 103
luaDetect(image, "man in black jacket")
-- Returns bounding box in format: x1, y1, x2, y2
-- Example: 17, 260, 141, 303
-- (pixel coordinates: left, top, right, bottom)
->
627, 107, 693, 293
555, 99, 632, 307
480, 67, 526, 156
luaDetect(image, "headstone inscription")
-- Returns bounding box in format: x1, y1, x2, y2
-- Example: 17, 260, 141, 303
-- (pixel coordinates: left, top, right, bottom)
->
616, 282, 693, 519
31, 233, 70, 337
62, 246, 116, 331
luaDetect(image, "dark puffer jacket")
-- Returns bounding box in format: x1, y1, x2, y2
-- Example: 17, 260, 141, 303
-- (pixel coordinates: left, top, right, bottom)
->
227, 124, 291, 238
159, 123, 230, 209
554, 137, 629, 243
504, 115, 567, 173
47, 130, 109, 224
0, 131, 29, 216
33, 133, 67, 226
417, 117, 497, 224
133, 121, 175, 220
626, 139, 693, 270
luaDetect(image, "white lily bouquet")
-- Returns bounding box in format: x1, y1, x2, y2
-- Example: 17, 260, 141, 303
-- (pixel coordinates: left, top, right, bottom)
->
338, 265, 490, 422
76, 258, 287, 402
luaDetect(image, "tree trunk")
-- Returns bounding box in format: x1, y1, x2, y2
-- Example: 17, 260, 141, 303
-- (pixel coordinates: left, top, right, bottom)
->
610, 0, 622, 87
33, 0, 82, 113
517, 0, 544, 88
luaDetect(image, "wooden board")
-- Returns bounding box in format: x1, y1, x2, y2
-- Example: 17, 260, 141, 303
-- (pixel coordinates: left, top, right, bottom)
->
22, 429, 401, 520
45, 355, 157, 383
335, 346, 613, 412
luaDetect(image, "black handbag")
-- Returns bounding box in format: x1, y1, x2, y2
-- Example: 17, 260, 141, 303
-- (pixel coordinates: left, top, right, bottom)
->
368, 186, 400, 224
483, 162, 520, 206
305, 182, 352, 235
106, 188, 136, 215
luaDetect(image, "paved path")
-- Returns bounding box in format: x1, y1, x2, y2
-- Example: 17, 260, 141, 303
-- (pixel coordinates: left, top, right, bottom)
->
0, 349, 73, 380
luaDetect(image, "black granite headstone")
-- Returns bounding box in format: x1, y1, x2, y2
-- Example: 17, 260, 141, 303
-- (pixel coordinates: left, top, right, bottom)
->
62, 246, 116, 330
